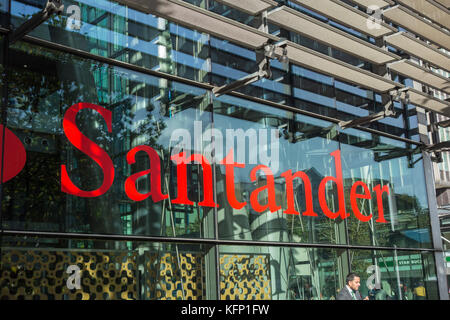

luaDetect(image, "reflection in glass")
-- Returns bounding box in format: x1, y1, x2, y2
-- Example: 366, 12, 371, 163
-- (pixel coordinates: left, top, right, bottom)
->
210, 37, 290, 104
2, 40, 214, 238
11, 0, 210, 82
219, 245, 343, 300
350, 249, 439, 300
213, 95, 347, 245
0, 0, 7, 26
340, 129, 432, 248
183, 0, 260, 27
0, 236, 215, 300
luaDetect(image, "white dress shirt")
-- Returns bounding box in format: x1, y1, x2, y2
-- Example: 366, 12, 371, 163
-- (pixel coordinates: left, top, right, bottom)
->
346, 285, 357, 300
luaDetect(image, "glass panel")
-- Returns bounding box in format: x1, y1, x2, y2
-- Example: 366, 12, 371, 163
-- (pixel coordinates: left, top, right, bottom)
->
0, 35, 3, 124
340, 129, 432, 248
286, 28, 372, 71
291, 65, 409, 137
2, 41, 215, 238
406, 104, 419, 142
11, 0, 210, 82
0, 0, 7, 27
219, 244, 344, 300
291, 64, 336, 118
0, 235, 215, 300
442, 217, 450, 298
213, 94, 347, 245
350, 249, 439, 300
210, 37, 290, 105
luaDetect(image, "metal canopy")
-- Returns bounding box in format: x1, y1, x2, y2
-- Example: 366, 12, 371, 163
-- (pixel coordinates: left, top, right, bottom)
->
290, 0, 396, 38
403, 88, 450, 115
395, 0, 450, 30
114, 0, 278, 49
383, 6, 450, 51
286, 41, 399, 92
110, 0, 450, 116
385, 32, 450, 72
347, 0, 394, 9
214, 0, 278, 15
388, 60, 450, 94
267, 6, 399, 65
114, 0, 398, 92
430, 0, 450, 9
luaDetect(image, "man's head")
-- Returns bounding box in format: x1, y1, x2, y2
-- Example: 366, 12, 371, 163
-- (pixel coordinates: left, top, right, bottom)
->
346, 273, 361, 291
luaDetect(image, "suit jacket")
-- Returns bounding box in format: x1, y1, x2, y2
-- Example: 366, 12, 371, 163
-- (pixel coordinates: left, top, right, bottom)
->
336, 287, 363, 300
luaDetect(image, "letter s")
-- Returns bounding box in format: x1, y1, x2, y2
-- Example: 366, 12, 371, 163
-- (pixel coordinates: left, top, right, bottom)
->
61, 102, 114, 197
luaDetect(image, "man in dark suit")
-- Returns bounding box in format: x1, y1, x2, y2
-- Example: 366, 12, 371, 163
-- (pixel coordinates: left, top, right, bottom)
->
337, 273, 368, 300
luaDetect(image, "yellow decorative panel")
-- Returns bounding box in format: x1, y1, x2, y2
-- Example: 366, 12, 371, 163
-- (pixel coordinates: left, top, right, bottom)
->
1, 249, 269, 300
220, 254, 271, 300
0, 249, 137, 300
144, 252, 205, 300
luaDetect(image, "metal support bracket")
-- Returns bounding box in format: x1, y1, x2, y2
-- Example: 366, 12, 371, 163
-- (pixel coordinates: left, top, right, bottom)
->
430, 119, 450, 132
212, 39, 288, 97
339, 87, 410, 129
8, 0, 64, 45
425, 116, 450, 162
423, 140, 450, 154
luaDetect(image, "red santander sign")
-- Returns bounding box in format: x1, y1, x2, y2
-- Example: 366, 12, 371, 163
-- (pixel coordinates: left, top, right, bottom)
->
0, 124, 27, 183
12, 102, 391, 223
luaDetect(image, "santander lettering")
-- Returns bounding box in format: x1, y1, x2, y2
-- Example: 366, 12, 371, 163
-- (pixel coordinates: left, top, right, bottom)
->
61, 103, 388, 223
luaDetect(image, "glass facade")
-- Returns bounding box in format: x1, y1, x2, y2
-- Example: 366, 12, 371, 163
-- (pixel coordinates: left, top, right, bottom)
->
0, 0, 445, 300
0, 236, 216, 300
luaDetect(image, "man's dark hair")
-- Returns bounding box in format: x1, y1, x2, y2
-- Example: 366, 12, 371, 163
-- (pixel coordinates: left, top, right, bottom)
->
346, 273, 360, 284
